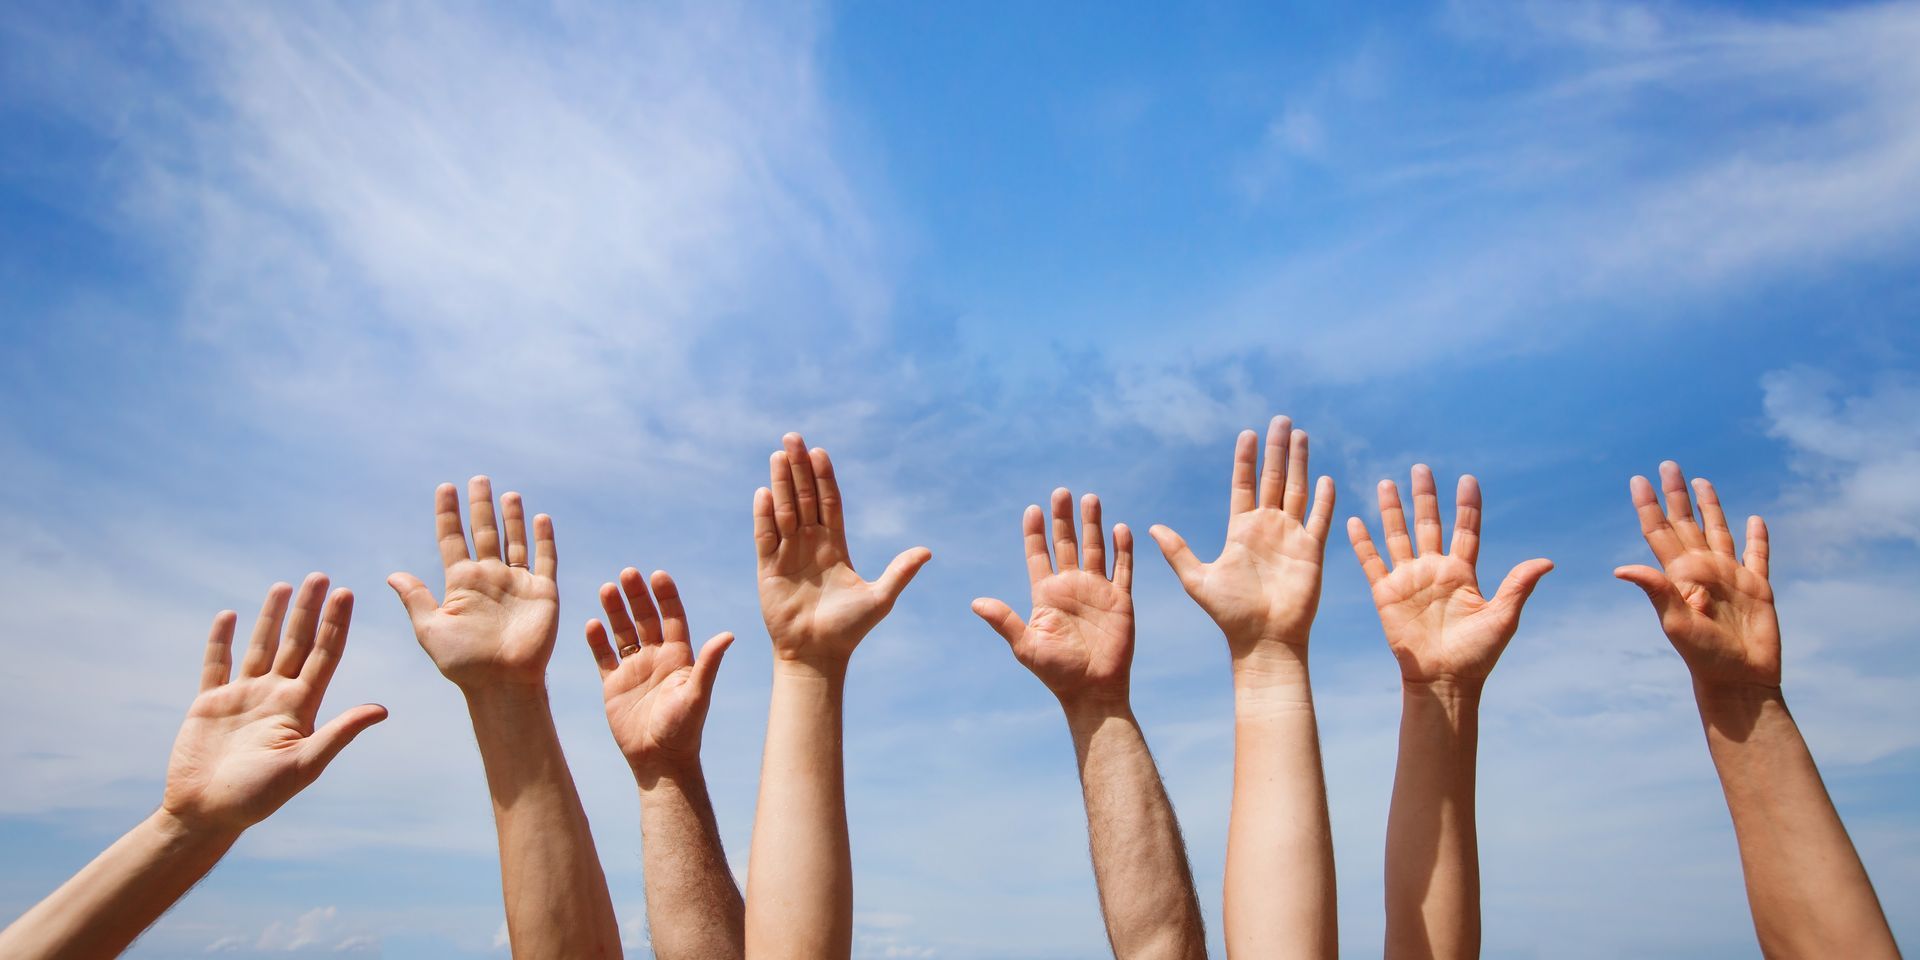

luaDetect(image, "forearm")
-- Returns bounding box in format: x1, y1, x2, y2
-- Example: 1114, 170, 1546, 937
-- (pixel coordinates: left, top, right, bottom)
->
465, 685, 621, 960
0, 810, 236, 960
637, 762, 745, 960
1385, 680, 1481, 960
1227, 651, 1336, 959
1067, 699, 1208, 960
1695, 683, 1897, 959
745, 659, 853, 960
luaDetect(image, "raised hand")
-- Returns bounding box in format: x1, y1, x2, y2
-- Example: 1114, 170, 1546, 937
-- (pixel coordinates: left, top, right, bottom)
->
163, 574, 388, 835
1348, 465, 1553, 685
973, 488, 1135, 707
754, 433, 931, 666
388, 477, 560, 690
587, 567, 734, 775
1151, 415, 1335, 666
1614, 461, 1779, 690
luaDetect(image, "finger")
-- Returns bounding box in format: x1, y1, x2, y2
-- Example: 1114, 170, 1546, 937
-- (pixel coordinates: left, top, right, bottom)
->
585, 619, 620, 678
433, 482, 469, 570
1113, 523, 1134, 592
753, 487, 781, 559
1304, 475, 1336, 544
619, 567, 666, 646
200, 610, 237, 692
873, 546, 932, 607
971, 597, 1028, 648
1148, 524, 1204, 590
691, 632, 735, 698
1080, 494, 1106, 576
769, 451, 799, 537
1378, 479, 1414, 563
1660, 461, 1707, 549
650, 570, 693, 647
783, 433, 820, 526
1743, 515, 1770, 579
468, 476, 502, 562
599, 580, 642, 652
1023, 505, 1053, 584
501, 492, 530, 568
239, 582, 293, 678
1229, 429, 1258, 516
300, 704, 389, 776
1615, 564, 1686, 632
1050, 488, 1079, 572
1258, 416, 1291, 510
296, 588, 355, 694
272, 572, 330, 679
811, 448, 845, 534
1347, 517, 1389, 585
1490, 558, 1554, 616
1630, 475, 1685, 564
1411, 464, 1443, 557
1692, 478, 1736, 558
533, 514, 557, 580
1283, 429, 1311, 520
387, 572, 438, 625
1450, 475, 1482, 566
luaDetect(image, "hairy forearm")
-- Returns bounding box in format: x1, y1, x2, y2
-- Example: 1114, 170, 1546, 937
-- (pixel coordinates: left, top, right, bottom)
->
1385, 680, 1481, 960
0, 810, 236, 960
1067, 699, 1208, 960
1695, 684, 1897, 959
637, 763, 745, 960
465, 685, 621, 960
745, 659, 853, 960
1227, 651, 1336, 959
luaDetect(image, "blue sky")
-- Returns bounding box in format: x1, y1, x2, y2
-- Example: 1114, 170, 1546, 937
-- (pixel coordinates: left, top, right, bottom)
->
1, 1, 1917, 957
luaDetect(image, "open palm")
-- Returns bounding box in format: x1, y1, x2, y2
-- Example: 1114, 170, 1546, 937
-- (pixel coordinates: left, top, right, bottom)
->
164, 576, 387, 834
975, 489, 1136, 705
587, 567, 733, 772
389, 478, 560, 689
754, 434, 930, 665
1153, 417, 1335, 658
1616, 463, 1780, 688
1349, 467, 1552, 684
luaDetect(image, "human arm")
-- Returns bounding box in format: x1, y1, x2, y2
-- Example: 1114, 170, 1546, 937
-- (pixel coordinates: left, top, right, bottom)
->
387, 478, 620, 959
0, 576, 386, 959
1615, 462, 1897, 959
976, 488, 1206, 960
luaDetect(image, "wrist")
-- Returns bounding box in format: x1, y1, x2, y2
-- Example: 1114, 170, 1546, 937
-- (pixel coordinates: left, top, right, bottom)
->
462, 682, 553, 729
631, 753, 705, 791
1232, 645, 1312, 695
1058, 690, 1132, 728
771, 655, 850, 685
1401, 676, 1486, 700
1691, 677, 1784, 704
145, 807, 243, 853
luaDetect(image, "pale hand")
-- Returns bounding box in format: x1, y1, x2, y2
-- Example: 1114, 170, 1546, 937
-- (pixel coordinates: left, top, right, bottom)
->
755, 433, 930, 666
390, 477, 560, 690
163, 576, 387, 835
1152, 417, 1335, 661
588, 567, 734, 773
976, 490, 1136, 707
1349, 466, 1552, 685
1616, 463, 1780, 690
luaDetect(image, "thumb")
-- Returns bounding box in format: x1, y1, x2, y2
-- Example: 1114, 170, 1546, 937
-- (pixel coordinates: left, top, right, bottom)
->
387, 572, 437, 624
691, 632, 735, 698
302, 703, 389, 774
872, 546, 933, 606
1147, 525, 1204, 589
1614, 564, 1680, 616
970, 598, 1027, 648
1491, 558, 1555, 614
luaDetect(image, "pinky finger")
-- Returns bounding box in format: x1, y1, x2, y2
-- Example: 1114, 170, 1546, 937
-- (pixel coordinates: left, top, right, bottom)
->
533, 514, 558, 579
1348, 517, 1389, 585
585, 620, 620, 678
1743, 515, 1770, 579
1112, 523, 1134, 592
202, 611, 237, 692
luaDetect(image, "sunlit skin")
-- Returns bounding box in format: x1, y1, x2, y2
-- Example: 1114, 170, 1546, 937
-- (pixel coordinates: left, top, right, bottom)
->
0, 576, 385, 960
1150, 416, 1338, 959
745, 433, 930, 960
587, 568, 742, 960
390, 477, 620, 960
1350, 464, 1552, 960
1616, 462, 1896, 959
976, 488, 1207, 960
